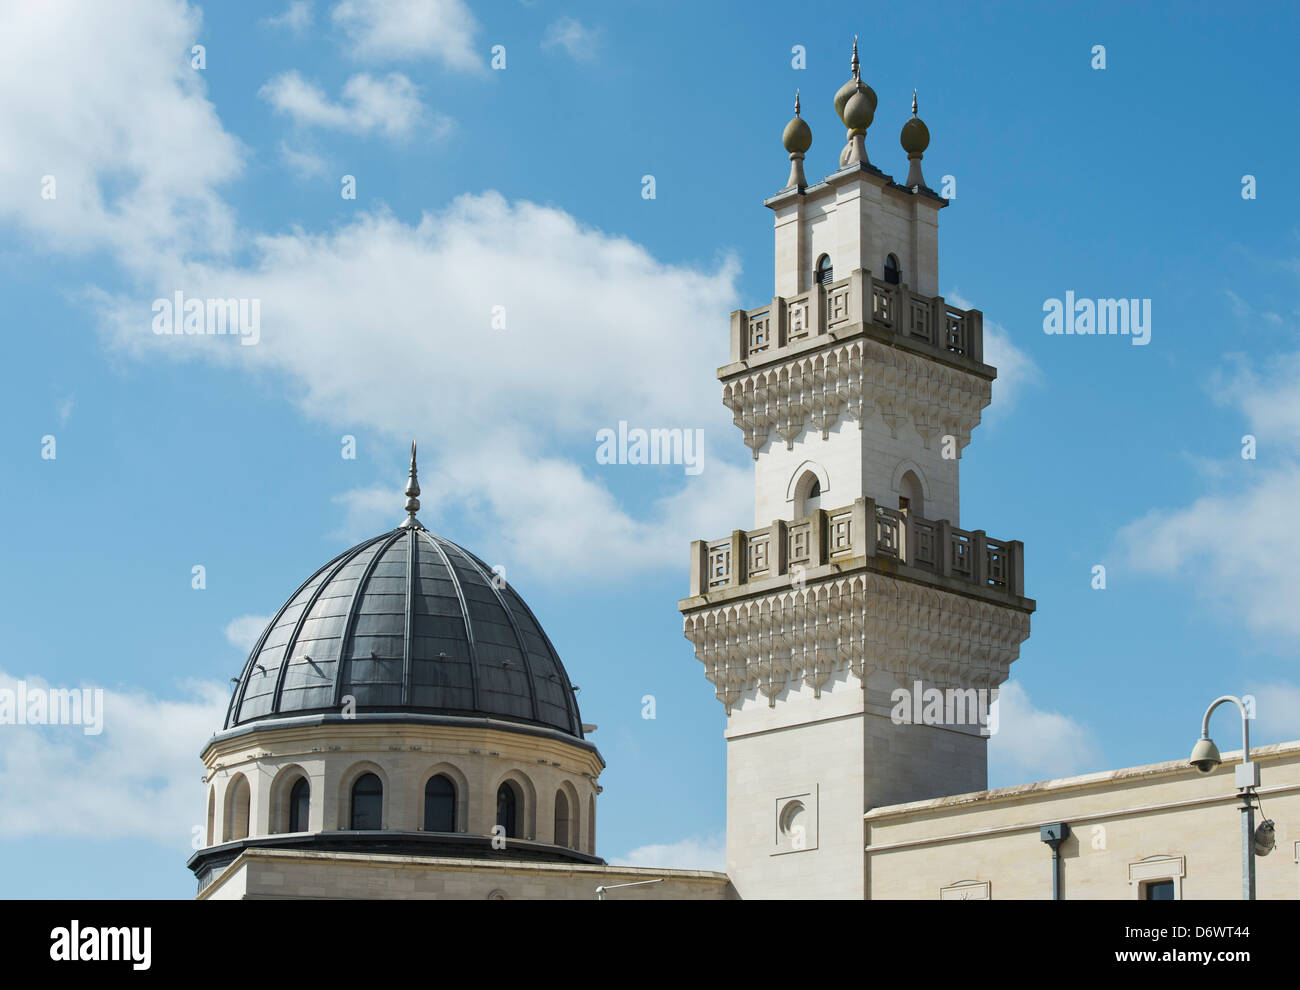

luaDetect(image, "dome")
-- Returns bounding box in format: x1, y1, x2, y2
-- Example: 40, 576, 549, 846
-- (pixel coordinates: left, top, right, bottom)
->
834, 77, 877, 124
782, 114, 811, 154
225, 449, 583, 738
901, 115, 929, 155
842, 90, 875, 131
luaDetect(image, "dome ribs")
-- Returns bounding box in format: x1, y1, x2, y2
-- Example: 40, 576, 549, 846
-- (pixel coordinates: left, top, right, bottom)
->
432, 535, 542, 727
331, 531, 406, 710
420, 531, 484, 714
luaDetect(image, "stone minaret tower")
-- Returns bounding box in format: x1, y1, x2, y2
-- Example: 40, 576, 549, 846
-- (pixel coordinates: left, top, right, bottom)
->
679, 47, 1035, 899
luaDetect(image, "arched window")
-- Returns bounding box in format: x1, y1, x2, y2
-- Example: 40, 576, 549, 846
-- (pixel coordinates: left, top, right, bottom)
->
224, 774, 250, 842
288, 777, 310, 833
554, 790, 570, 848
815, 254, 833, 286
899, 469, 924, 519
350, 773, 383, 830
424, 774, 456, 833
496, 782, 519, 839
796, 470, 823, 517
206, 785, 215, 846
884, 253, 901, 285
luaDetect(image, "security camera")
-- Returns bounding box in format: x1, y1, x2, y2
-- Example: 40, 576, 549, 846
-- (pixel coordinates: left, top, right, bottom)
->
1188, 737, 1221, 774
1254, 820, 1276, 857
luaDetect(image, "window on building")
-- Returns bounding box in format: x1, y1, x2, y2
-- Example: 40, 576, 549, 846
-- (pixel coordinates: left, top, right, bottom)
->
289, 777, 310, 833
225, 774, 250, 842
899, 470, 924, 519
816, 254, 833, 286
425, 774, 457, 833
497, 782, 519, 839
884, 253, 901, 285
796, 470, 823, 516
350, 773, 383, 830
554, 789, 571, 848
1144, 880, 1175, 900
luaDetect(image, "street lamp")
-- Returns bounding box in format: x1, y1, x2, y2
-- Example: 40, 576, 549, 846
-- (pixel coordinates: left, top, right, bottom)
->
596, 878, 664, 900
1188, 695, 1272, 899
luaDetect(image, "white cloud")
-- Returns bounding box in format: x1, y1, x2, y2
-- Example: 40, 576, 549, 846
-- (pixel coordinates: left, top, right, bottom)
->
0, 670, 228, 845
0, 0, 242, 269
260, 71, 437, 140
278, 140, 329, 179
56, 396, 74, 425
989, 681, 1100, 783
1224, 289, 1283, 328
612, 833, 726, 872
223, 615, 271, 653
265, 1, 313, 33
1117, 347, 1300, 643
1119, 465, 1300, 640
8, 1, 748, 586
95, 194, 745, 581
1212, 351, 1300, 456
331, 484, 399, 543
541, 17, 599, 61
945, 288, 1041, 412
331, 0, 481, 70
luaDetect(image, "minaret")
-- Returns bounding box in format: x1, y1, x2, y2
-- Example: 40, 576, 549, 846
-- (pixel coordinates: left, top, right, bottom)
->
680, 48, 1035, 899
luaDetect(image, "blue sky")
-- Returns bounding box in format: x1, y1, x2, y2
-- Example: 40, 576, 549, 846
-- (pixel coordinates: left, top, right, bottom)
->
2, 0, 1299, 898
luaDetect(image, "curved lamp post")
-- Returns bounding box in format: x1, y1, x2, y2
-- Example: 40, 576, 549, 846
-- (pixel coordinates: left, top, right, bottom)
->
1188, 695, 1260, 899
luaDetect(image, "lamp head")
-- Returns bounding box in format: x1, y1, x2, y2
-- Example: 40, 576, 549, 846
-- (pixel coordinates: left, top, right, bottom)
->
1189, 736, 1222, 774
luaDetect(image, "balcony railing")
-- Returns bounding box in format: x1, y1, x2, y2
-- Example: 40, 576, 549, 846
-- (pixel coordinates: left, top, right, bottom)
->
729, 268, 984, 370
689, 499, 1024, 600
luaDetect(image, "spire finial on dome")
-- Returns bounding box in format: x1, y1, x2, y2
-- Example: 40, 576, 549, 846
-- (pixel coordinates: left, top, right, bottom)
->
782, 87, 812, 190
851, 35, 860, 80
399, 441, 424, 530
912, 88, 918, 116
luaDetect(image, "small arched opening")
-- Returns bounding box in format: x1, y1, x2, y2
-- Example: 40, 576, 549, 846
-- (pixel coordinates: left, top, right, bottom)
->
424, 774, 457, 833
795, 470, 823, 517
223, 774, 250, 842
899, 469, 924, 518
497, 781, 521, 839
884, 253, 901, 285
288, 777, 310, 833
815, 254, 833, 286
553, 789, 571, 848
350, 772, 383, 830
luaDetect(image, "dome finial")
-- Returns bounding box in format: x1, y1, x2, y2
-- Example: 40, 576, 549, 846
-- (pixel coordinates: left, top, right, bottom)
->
399, 441, 424, 529
782, 87, 812, 189
833, 35, 876, 168
900, 89, 931, 190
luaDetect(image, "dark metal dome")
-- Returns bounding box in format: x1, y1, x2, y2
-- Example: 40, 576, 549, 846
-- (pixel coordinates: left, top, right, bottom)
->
224, 447, 582, 737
